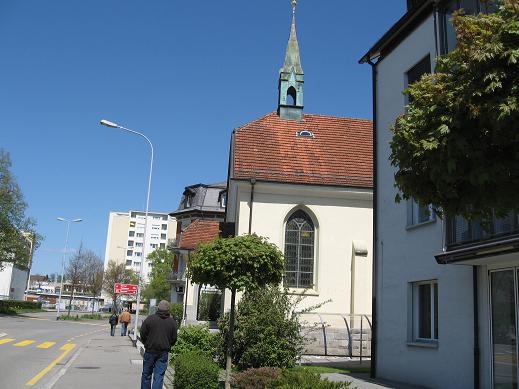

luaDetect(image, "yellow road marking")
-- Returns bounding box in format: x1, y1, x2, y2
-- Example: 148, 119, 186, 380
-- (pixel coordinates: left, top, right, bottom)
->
14, 340, 36, 347
28, 317, 50, 321
25, 343, 76, 386
0, 338, 15, 345
37, 342, 56, 349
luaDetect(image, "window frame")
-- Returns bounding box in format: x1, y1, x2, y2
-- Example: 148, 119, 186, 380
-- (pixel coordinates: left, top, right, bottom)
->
407, 198, 436, 228
409, 280, 439, 344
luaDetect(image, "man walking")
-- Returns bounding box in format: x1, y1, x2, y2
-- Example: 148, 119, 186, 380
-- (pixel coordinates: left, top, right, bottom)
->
119, 308, 131, 336
140, 300, 178, 389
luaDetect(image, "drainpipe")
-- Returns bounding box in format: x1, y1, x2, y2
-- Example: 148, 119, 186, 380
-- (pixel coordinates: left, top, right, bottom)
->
473, 266, 480, 389
248, 178, 256, 234
367, 58, 378, 379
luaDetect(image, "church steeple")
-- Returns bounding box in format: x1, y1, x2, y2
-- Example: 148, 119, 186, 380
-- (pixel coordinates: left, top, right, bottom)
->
278, 0, 304, 121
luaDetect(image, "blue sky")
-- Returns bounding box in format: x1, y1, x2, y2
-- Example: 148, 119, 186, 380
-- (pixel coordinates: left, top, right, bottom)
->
0, 1, 405, 275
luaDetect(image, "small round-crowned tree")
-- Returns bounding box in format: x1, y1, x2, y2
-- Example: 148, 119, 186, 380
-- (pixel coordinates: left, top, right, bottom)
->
187, 234, 284, 389
390, 0, 519, 221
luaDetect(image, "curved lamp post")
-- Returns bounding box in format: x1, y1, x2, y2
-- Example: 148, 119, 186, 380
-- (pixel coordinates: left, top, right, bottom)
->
56, 217, 82, 319
100, 119, 153, 344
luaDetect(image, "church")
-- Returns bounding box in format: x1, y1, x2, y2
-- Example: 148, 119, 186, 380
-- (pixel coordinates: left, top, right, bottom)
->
223, 0, 374, 355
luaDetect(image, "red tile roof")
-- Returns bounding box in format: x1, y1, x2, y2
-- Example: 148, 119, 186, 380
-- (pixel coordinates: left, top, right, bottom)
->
178, 219, 220, 250
232, 112, 373, 188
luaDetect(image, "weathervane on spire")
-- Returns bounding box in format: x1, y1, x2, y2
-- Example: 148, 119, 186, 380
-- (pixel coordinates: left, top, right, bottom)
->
292, 0, 297, 15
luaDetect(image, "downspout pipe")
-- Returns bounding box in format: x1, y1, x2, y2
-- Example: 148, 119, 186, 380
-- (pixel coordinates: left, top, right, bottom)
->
367, 58, 378, 379
473, 266, 480, 389
248, 178, 256, 234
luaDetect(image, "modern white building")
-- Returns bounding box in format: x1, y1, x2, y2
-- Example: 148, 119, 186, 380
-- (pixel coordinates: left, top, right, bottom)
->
0, 232, 35, 301
103, 210, 176, 282
361, 1, 505, 388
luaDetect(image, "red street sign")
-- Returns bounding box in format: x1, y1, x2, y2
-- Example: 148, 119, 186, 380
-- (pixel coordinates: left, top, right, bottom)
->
114, 283, 138, 295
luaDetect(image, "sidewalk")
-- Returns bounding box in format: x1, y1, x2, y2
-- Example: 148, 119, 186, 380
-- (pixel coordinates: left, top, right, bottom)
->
323, 373, 430, 389
52, 334, 142, 389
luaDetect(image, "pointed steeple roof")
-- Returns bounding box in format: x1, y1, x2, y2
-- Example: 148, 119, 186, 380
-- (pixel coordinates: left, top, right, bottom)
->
281, 0, 303, 75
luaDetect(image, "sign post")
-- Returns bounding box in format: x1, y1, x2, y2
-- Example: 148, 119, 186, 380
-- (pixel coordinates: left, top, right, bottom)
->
114, 283, 138, 295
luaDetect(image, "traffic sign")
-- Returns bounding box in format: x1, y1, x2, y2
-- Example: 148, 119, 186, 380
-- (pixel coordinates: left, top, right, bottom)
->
114, 283, 138, 295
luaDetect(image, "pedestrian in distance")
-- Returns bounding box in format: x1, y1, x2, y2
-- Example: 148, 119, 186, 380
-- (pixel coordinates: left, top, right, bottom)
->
119, 308, 131, 336
140, 300, 178, 389
108, 312, 118, 336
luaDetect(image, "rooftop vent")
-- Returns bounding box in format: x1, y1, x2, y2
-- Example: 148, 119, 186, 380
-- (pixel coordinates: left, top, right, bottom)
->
296, 130, 315, 138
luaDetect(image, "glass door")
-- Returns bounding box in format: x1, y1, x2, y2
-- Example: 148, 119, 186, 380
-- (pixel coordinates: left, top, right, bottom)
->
490, 270, 518, 389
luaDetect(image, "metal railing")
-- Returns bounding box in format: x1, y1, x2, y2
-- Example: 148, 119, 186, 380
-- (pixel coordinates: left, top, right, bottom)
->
297, 312, 372, 360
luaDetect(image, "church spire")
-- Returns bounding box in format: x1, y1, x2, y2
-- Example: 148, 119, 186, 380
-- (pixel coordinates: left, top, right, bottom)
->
278, 0, 304, 121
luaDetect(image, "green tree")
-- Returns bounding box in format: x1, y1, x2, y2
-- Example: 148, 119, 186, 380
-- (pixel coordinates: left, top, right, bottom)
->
390, 0, 519, 221
142, 248, 173, 302
218, 285, 305, 370
187, 234, 284, 389
0, 150, 41, 270
102, 260, 138, 309
84, 252, 104, 314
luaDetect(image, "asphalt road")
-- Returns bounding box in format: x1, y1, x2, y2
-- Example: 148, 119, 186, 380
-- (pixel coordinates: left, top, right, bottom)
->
0, 311, 111, 389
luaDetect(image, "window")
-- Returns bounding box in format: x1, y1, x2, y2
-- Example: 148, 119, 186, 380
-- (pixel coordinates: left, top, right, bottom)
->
160, 233, 167, 240
162, 224, 167, 230
126, 250, 133, 256
284, 210, 315, 289
440, 1, 496, 54
219, 192, 227, 208
129, 221, 136, 228
128, 231, 135, 237
135, 252, 142, 257
151, 234, 159, 240
125, 260, 132, 266
136, 233, 144, 238
152, 225, 160, 230
150, 244, 157, 249
407, 199, 435, 226
287, 86, 297, 106
411, 281, 438, 342
136, 242, 143, 247
160, 243, 166, 249
406, 55, 431, 104
153, 216, 161, 220
162, 215, 168, 221
127, 240, 134, 247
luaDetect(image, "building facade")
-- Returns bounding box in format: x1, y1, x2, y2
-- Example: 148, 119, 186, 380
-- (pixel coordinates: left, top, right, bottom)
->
361, 1, 504, 388
223, 1, 374, 355
169, 183, 226, 323
103, 210, 176, 282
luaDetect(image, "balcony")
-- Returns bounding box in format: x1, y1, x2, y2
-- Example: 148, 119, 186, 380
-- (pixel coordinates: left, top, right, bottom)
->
446, 211, 519, 249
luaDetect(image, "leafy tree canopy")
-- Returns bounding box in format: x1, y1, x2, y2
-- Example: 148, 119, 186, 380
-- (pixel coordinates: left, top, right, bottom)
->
0, 150, 41, 269
187, 234, 284, 292
142, 248, 174, 302
102, 260, 138, 305
390, 0, 519, 220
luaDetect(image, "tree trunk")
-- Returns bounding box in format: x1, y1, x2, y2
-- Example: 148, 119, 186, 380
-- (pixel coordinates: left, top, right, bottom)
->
91, 294, 96, 314
225, 289, 236, 389
67, 287, 74, 317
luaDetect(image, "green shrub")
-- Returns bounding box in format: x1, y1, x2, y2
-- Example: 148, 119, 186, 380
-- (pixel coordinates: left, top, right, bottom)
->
0, 300, 42, 314
218, 285, 304, 370
273, 369, 352, 389
170, 303, 183, 325
58, 314, 80, 321
173, 351, 219, 389
170, 324, 219, 363
81, 313, 102, 320
232, 367, 281, 389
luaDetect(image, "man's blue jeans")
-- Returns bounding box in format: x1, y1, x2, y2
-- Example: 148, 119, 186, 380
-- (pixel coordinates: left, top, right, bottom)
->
121, 322, 128, 336
141, 351, 168, 389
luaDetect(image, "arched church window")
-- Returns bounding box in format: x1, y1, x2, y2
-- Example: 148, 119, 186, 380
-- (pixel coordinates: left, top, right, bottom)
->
284, 210, 315, 288
287, 86, 297, 106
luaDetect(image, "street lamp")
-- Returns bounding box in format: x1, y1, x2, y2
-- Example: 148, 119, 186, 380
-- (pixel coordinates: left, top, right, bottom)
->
56, 217, 82, 319
100, 119, 153, 344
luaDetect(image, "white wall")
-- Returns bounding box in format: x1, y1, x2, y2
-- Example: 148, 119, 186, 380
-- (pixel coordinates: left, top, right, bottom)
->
229, 180, 373, 317
375, 14, 474, 388
0, 263, 14, 299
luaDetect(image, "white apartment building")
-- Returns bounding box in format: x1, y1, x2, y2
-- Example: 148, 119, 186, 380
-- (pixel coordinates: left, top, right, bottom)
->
104, 210, 176, 283
361, 1, 504, 388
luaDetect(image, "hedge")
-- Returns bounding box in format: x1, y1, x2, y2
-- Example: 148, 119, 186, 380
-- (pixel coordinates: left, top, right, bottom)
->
0, 300, 42, 313
173, 351, 219, 389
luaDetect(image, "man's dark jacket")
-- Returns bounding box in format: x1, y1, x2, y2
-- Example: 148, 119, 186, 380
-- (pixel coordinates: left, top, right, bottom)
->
140, 310, 178, 353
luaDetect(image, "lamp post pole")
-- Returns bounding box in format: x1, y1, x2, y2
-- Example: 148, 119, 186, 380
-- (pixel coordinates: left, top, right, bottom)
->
56, 218, 82, 319
100, 119, 153, 344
